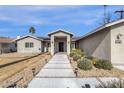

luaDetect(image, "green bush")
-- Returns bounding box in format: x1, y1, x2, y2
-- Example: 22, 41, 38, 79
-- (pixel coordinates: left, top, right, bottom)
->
94, 59, 113, 70
84, 55, 95, 60
70, 49, 85, 58
77, 58, 92, 70
73, 54, 82, 61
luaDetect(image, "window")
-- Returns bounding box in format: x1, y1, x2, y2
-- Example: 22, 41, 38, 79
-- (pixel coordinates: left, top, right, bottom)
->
30, 43, 34, 47
25, 43, 29, 48
25, 42, 34, 48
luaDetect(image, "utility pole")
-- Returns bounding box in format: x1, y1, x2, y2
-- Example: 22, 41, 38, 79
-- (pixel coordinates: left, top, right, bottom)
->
115, 10, 124, 19
104, 5, 107, 24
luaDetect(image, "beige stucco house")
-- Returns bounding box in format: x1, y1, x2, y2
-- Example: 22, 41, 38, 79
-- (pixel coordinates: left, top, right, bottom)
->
76, 19, 124, 65
15, 30, 74, 55
15, 19, 124, 65
15, 35, 43, 53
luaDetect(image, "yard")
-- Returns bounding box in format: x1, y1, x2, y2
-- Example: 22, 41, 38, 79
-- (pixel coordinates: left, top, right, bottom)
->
0, 53, 38, 66
70, 49, 124, 78
0, 52, 51, 87
71, 60, 124, 77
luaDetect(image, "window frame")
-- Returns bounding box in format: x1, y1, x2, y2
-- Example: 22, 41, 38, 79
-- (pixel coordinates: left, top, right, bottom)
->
25, 42, 34, 48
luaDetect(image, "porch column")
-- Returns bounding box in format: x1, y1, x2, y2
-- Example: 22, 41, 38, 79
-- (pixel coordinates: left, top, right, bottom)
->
67, 35, 71, 55
51, 35, 54, 55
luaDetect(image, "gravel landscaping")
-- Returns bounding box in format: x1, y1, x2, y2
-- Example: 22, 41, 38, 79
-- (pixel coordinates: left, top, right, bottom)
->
71, 59, 124, 78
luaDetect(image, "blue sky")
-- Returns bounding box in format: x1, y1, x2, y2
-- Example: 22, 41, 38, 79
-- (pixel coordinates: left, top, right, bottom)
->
0, 5, 124, 38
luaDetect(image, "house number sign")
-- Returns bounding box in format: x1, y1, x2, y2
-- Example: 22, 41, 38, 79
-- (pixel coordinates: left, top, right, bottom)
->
115, 33, 123, 44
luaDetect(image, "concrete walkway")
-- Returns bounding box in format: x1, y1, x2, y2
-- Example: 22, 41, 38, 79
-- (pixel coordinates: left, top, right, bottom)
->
28, 53, 123, 88
114, 65, 124, 71
28, 53, 79, 88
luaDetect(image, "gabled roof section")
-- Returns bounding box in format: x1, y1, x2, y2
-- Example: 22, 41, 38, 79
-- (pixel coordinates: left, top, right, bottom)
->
48, 29, 73, 36
76, 19, 124, 41
15, 35, 43, 41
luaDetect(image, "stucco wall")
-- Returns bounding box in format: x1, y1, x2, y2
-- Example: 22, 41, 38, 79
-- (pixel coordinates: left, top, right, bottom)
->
110, 22, 124, 65
78, 28, 111, 60
17, 37, 42, 53
50, 32, 71, 55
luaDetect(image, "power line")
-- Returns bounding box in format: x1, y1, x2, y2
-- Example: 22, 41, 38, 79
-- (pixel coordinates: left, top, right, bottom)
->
115, 10, 124, 19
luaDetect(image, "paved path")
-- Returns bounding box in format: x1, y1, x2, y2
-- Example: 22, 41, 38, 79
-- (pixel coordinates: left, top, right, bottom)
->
28, 53, 123, 88
28, 53, 80, 88
114, 65, 124, 71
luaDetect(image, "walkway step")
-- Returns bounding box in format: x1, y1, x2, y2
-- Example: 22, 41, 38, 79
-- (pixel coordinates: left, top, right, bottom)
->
48, 61, 69, 64
28, 53, 76, 88
36, 69, 75, 78
28, 78, 80, 88
44, 64, 72, 69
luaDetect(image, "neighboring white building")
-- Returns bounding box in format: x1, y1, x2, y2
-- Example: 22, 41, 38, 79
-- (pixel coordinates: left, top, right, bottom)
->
15, 35, 43, 53
15, 19, 124, 65
0, 38, 16, 54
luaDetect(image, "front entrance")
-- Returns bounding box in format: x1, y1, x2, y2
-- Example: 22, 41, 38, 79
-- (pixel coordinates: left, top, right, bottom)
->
58, 42, 64, 52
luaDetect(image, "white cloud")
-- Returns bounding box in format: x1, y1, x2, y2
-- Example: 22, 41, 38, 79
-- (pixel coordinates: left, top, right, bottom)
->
0, 5, 120, 27
18, 5, 83, 11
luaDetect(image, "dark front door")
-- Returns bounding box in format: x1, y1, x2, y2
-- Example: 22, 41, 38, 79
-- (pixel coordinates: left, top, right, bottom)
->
59, 42, 64, 52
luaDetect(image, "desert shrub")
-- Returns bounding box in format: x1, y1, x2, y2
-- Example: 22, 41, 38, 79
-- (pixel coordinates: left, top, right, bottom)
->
85, 55, 95, 60
91, 58, 98, 65
77, 58, 92, 70
70, 49, 76, 57
70, 48, 85, 57
84, 55, 98, 65
94, 59, 113, 70
73, 54, 82, 61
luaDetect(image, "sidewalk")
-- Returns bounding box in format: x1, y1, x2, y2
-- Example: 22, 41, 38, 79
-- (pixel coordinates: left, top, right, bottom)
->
28, 53, 79, 88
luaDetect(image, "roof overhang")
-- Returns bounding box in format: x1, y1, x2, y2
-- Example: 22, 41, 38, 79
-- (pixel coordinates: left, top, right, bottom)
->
48, 29, 73, 37
76, 19, 124, 41
15, 35, 43, 41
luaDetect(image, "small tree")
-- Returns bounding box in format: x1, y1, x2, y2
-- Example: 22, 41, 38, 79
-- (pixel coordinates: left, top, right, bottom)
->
29, 26, 36, 35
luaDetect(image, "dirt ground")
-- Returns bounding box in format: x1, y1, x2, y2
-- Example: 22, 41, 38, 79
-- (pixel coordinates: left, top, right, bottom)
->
0, 53, 51, 82
71, 59, 124, 78
0, 53, 38, 65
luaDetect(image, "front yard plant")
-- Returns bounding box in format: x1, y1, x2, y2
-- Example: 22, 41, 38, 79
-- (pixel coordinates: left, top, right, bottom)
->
70, 48, 85, 57
70, 49, 113, 70
70, 49, 124, 77
77, 57, 92, 70
73, 54, 82, 61
94, 59, 113, 70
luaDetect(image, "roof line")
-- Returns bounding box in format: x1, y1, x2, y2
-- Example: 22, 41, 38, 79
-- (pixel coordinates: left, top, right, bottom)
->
76, 19, 124, 41
48, 29, 73, 36
15, 35, 43, 41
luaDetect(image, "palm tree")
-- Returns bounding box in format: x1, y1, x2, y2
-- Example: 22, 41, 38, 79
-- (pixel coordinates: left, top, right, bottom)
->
29, 26, 36, 35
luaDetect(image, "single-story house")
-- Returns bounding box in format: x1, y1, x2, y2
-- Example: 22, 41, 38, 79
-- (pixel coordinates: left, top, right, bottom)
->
15, 30, 75, 54
0, 37, 17, 54
76, 19, 124, 65
15, 19, 124, 65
